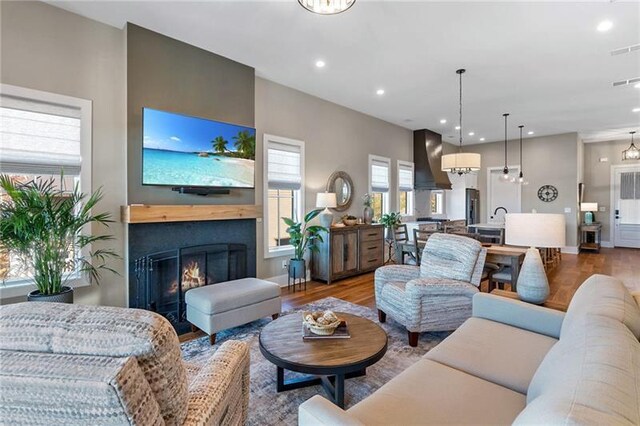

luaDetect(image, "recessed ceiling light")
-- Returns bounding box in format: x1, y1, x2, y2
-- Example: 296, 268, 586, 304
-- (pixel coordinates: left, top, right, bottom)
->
635, 83, 640, 89
597, 20, 613, 32
468, 132, 475, 136
480, 138, 485, 142
440, 119, 447, 124
455, 126, 461, 130
528, 131, 534, 135
633, 107, 640, 113
315, 60, 326, 68
376, 89, 385, 96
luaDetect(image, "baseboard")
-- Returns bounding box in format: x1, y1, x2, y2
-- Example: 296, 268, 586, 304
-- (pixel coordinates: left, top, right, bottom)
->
265, 271, 311, 288
561, 246, 579, 255
601, 241, 614, 248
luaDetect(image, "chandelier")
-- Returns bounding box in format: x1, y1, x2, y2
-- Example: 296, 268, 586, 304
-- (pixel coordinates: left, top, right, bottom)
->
622, 131, 639, 161
441, 69, 481, 175
298, 0, 356, 15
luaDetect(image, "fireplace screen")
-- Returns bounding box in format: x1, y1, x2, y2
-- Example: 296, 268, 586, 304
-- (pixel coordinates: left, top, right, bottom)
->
133, 243, 247, 332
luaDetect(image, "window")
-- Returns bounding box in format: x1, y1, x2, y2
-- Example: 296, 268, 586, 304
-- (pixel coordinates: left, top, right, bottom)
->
0, 84, 92, 297
397, 160, 414, 216
430, 191, 445, 215
369, 155, 390, 220
263, 134, 304, 258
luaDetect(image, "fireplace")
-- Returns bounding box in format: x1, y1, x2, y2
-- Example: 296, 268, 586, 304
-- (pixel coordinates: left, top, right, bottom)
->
127, 219, 256, 334
133, 243, 247, 333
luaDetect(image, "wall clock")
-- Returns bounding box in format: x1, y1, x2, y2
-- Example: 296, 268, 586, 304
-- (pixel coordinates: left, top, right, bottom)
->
538, 185, 558, 202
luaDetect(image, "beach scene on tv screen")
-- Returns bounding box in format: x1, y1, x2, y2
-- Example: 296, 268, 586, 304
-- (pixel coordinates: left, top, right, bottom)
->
142, 108, 255, 187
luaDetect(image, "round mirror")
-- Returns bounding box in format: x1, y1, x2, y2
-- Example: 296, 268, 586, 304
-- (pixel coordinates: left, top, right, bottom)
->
326, 171, 353, 212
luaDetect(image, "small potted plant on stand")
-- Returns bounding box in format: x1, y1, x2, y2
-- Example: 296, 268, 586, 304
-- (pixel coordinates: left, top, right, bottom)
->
0, 175, 119, 303
283, 209, 327, 283
380, 211, 403, 240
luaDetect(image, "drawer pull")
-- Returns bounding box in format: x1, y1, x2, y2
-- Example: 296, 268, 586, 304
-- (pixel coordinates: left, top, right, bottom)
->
368, 258, 379, 263
367, 233, 378, 237
367, 246, 379, 250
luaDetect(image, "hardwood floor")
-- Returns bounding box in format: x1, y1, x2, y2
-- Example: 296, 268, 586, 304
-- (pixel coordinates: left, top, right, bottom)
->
180, 248, 639, 342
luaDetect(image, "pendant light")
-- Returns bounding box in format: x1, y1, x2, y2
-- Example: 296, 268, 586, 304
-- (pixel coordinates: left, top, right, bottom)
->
441, 69, 481, 175
501, 113, 510, 180
514, 125, 529, 185
298, 0, 356, 15
622, 131, 640, 161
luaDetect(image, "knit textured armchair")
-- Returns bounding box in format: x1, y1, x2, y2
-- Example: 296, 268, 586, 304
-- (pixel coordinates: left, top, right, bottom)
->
375, 233, 487, 346
0, 302, 250, 425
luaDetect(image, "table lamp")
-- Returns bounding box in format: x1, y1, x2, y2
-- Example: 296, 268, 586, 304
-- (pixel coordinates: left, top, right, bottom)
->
316, 192, 337, 228
580, 202, 598, 225
505, 213, 566, 304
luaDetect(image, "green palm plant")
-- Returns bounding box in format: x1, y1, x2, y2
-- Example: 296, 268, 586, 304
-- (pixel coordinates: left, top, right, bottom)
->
282, 209, 327, 260
0, 174, 119, 296
233, 130, 255, 159
211, 136, 228, 154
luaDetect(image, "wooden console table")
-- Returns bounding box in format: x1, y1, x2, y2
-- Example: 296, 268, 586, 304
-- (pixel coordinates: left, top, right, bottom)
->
579, 223, 602, 253
485, 245, 527, 288
490, 289, 567, 312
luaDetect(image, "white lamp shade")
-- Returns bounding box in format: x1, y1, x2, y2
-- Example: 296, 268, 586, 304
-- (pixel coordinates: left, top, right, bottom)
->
441, 152, 481, 172
505, 213, 566, 248
580, 202, 598, 212
316, 192, 337, 208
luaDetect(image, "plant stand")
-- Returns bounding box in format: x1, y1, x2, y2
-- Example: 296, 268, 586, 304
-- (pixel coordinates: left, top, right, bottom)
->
384, 238, 396, 265
287, 261, 307, 292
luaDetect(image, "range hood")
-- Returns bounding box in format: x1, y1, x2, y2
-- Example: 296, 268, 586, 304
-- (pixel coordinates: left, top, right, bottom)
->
414, 129, 452, 190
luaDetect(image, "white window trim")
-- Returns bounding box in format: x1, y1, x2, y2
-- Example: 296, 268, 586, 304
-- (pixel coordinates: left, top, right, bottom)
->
368, 154, 391, 215
0, 84, 93, 299
430, 190, 446, 217
397, 160, 414, 217
263, 134, 305, 259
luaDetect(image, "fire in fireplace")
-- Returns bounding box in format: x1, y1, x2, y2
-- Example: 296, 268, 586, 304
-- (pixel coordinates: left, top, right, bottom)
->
133, 243, 247, 333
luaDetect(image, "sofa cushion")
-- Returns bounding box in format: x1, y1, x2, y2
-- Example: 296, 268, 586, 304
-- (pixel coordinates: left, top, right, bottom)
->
524, 315, 640, 424
561, 274, 640, 340
185, 278, 281, 315
420, 233, 482, 283
348, 358, 526, 425
425, 317, 557, 394
0, 302, 188, 425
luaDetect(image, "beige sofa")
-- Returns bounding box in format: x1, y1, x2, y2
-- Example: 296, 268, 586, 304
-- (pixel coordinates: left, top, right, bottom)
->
0, 302, 250, 425
299, 274, 640, 425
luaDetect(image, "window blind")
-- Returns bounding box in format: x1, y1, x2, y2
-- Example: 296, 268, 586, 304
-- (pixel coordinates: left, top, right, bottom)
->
0, 94, 81, 175
398, 163, 414, 191
620, 172, 640, 200
267, 141, 302, 190
371, 158, 390, 193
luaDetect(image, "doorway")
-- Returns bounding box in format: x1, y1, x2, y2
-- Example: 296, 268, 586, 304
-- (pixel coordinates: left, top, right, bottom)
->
612, 164, 640, 248
487, 166, 522, 223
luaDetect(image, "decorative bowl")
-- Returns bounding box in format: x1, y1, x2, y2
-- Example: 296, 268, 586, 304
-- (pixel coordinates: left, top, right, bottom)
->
343, 219, 357, 226
302, 310, 341, 335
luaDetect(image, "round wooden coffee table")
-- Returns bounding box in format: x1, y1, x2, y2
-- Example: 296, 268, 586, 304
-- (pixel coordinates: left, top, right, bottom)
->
259, 312, 387, 408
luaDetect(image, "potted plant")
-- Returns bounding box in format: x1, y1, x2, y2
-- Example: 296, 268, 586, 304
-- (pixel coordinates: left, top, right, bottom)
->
380, 211, 403, 240
0, 175, 119, 303
362, 193, 374, 225
283, 209, 327, 279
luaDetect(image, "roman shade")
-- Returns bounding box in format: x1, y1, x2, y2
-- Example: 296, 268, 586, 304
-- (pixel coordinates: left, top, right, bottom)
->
398, 162, 414, 191
370, 157, 390, 193
267, 141, 302, 190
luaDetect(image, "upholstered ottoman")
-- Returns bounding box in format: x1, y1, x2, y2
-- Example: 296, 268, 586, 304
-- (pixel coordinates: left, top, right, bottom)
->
186, 278, 281, 345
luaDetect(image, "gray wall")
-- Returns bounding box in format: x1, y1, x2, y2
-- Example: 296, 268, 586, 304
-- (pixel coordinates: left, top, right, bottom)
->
583, 138, 633, 243
127, 24, 255, 205
451, 133, 580, 248
254, 78, 413, 279
1, 1, 127, 306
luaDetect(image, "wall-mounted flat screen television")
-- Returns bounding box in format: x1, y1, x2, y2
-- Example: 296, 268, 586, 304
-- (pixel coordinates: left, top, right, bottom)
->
142, 108, 255, 188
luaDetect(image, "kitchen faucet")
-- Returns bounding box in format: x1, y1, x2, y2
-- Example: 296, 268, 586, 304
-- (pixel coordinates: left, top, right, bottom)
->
491, 206, 508, 220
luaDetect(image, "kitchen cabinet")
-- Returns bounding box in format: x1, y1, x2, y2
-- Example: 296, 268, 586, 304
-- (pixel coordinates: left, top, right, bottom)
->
311, 224, 384, 283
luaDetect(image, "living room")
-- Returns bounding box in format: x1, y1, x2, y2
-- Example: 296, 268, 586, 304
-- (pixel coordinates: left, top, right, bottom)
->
1, 1, 639, 425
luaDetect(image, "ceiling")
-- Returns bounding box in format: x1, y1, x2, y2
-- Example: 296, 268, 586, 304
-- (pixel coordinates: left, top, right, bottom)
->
49, 0, 640, 144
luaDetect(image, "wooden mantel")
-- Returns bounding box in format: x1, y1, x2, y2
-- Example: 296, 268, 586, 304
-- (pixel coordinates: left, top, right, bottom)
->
121, 204, 262, 224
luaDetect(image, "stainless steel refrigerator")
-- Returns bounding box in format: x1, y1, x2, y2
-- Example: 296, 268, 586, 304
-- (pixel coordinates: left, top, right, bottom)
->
466, 189, 480, 225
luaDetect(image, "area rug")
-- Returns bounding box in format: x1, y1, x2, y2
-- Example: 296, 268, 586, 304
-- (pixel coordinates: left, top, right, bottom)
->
181, 297, 450, 425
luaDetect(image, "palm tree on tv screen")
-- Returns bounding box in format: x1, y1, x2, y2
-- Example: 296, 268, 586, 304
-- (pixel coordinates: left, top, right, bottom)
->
212, 136, 228, 154
233, 130, 255, 159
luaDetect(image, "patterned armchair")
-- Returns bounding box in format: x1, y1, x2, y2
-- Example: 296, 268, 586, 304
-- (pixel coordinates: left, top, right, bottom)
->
375, 233, 487, 346
0, 302, 250, 425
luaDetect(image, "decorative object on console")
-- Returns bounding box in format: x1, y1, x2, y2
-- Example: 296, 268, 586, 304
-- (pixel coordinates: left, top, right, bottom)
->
341, 215, 357, 226
537, 184, 559, 202
441, 68, 481, 175
0, 175, 118, 303
622, 130, 639, 161
500, 113, 511, 180
362, 193, 374, 224
298, 0, 356, 15
505, 213, 566, 304
580, 202, 598, 224
316, 192, 337, 228
283, 209, 327, 280
326, 171, 353, 212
